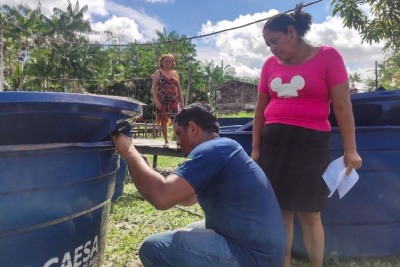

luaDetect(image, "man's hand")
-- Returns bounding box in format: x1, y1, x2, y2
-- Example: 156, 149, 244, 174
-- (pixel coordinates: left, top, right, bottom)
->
111, 133, 133, 157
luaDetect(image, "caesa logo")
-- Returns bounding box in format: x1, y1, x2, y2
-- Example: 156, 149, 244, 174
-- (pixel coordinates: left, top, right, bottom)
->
43, 235, 99, 267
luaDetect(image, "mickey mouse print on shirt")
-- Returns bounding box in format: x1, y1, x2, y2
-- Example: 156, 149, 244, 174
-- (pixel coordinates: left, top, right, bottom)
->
270, 75, 305, 98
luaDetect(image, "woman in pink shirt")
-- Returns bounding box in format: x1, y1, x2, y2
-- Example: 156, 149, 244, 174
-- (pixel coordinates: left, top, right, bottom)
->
252, 4, 362, 267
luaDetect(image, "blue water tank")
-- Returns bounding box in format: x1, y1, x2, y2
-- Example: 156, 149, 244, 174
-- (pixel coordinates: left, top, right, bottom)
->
113, 157, 128, 202
0, 142, 117, 266
0, 92, 142, 266
0, 92, 141, 144
292, 126, 400, 258
218, 117, 253, 127
220, 89, 400, 258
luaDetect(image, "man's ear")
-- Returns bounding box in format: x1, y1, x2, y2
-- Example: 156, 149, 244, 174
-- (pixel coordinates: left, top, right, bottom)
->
187, 121, 198, 135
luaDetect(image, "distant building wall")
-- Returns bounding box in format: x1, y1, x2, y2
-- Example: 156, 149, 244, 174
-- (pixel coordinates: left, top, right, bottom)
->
214, 80, 257, 114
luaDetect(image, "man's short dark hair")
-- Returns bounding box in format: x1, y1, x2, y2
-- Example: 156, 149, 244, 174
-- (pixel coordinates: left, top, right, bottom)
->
174, 102, 219, 133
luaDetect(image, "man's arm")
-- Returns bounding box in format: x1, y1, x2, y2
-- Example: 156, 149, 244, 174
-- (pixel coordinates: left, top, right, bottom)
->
112, 134, 196, 210
179, 195, 198, 206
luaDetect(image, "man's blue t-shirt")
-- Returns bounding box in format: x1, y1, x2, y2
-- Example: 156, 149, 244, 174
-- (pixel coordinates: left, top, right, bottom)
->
173, 137, 285, 267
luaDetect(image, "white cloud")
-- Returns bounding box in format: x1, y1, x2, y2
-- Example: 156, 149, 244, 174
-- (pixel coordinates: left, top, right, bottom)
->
195, 10, 279, 78
307, 16, 384, 69
2, 0, 388, 85
1, 0, 164, 41
80, 0, 108, 17
102, 1, 165, 40
196, 12, 387, 81
89, 15, 145, 43
307, 16, 385, 90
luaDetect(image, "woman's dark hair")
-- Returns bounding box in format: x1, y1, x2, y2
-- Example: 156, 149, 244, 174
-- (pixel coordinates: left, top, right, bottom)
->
263, 3, 312, 38
174, 102, 219, 133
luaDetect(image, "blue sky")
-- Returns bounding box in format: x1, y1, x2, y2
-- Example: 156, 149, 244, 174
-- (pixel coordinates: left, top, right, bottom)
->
121, 0, 333, 37
4, 0, 387, 89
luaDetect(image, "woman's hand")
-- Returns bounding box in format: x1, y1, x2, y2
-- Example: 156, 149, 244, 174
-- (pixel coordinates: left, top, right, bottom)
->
343, 149, 362, 176
155, 101, 162, 110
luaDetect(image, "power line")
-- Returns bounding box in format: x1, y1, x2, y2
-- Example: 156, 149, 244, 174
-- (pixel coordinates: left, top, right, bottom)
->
1, 1, 323, 86
186, 0, 323, 41
2, 0, 323, 48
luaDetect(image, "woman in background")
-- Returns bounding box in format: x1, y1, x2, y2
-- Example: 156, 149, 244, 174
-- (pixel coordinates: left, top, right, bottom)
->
151, 53, 184, 148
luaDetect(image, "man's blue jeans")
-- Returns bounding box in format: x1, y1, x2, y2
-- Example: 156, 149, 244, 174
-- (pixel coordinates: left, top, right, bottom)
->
139, 220, 241, 267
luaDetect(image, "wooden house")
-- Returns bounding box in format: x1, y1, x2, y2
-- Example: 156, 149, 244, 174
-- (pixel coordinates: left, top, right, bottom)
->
213, 80, 258, 114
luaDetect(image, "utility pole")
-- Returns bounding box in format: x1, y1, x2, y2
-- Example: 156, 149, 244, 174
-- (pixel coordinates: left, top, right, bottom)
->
0, 15, 4, 92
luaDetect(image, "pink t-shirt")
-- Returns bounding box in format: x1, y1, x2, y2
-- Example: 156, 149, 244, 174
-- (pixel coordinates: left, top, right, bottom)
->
258, 46, 348, 131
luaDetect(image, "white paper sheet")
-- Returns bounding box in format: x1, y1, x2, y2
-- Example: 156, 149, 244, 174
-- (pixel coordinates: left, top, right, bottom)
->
322, 156, 359, 199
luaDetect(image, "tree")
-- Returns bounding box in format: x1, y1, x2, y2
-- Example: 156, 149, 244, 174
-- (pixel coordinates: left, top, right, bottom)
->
2, 3, 43, 89
49, 0, 93, 92
331, 0, 400, 52
1, 2, 249, 100
200, 60, 237, 105
349, 72, 362, 89
51, 0, 91, 43
377, 52, 400, 89
364, 77, 376, 91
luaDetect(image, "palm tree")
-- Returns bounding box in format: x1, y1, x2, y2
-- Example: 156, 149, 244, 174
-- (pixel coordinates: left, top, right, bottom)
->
48, 0, 92, 91
349, 72, 362, 93
51, 0, 91, 43
2, 4, 38, 89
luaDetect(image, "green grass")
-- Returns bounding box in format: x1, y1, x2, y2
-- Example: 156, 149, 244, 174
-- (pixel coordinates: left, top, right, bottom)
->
217, 111, 254, 118
104, 161, 400, 267
146, 154, 186, 170
104, 180, 203, 267
104, 177, 400, 267
104, 131, 400, 267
